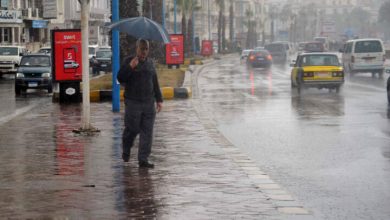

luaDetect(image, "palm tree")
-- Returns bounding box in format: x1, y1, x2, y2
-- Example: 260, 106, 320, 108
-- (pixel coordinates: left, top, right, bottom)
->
216, 0, 225, 53
229, 0, 234, 50
244, 9, 256, 49
119, 0, 139, 59
175, 0, 199, 55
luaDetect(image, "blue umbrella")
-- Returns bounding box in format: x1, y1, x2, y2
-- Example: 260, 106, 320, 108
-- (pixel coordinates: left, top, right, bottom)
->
105, 16, 170, 44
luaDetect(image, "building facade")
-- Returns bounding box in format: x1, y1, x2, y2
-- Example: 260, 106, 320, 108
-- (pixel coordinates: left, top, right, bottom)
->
0, 0, 111, 52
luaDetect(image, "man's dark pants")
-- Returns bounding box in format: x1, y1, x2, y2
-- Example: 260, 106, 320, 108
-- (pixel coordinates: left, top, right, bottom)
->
122, 99, 156, 162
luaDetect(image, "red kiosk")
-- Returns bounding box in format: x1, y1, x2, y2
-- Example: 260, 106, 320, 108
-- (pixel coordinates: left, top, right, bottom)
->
51, 29, 82, 103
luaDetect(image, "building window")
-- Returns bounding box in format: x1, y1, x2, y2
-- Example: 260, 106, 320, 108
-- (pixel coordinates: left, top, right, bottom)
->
0, 28, 12, 43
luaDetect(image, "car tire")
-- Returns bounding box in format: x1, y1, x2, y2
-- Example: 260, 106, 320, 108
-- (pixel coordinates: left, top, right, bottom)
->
335, 86, 341, 93
387, 77, 390, 104
379, 70, 384, 78
48, 85, 53, 94
15, 85, 21, 96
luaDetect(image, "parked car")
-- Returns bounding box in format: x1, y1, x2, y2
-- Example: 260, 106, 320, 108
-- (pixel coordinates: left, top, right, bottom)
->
290, 53, 344, 94
246, 49, 272, 68
14, 54, 52, 95
88, 45, 99, 59
341, 38, 386, 77
314, 36, 329, 51
240, 49, 253, 63
298, 42, 307, 54
264, 42, 288, 63
303, 42, 325, 53
37, 46, 51, 54
0, 45, 27, 76
93, 49, 112, 73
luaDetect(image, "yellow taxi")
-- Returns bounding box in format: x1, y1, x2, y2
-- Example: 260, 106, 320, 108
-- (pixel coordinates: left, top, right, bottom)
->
290, 53, 344, 93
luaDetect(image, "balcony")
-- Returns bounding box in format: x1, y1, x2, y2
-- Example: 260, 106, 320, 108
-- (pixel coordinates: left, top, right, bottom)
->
22, 8, 42, 20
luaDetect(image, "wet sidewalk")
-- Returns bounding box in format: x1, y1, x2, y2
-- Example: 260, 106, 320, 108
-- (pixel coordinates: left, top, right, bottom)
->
0, 99, 311, 219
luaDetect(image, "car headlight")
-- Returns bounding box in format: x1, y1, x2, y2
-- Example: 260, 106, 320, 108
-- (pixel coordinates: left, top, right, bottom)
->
16, 73, 24, 78
42, 72, 51, 78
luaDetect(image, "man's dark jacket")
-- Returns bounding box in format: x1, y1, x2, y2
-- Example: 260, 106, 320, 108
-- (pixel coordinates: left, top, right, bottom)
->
117, 57, 163, 103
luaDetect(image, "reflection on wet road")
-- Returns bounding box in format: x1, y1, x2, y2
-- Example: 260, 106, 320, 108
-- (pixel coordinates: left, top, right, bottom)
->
195, 55, 390, 220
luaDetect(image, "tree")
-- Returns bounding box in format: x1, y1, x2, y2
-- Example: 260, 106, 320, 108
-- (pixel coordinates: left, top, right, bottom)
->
379, 1, 390, 24
143, 0, 164, 61
119, 0, 139, 59
378, 1, 390, 39
244, 9, 256, 49
349, 7, 371, 38
175, 0, 199, 55
216, 0, 225, 53
229, 0, 234, 50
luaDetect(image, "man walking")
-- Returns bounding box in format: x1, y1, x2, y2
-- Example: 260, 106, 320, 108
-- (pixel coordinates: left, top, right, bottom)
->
117, 39, 163, 168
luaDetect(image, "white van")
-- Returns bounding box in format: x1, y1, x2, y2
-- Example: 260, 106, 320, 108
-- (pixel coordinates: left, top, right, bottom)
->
88, 45, 100, 59
341, 38, 386, 77
0, 45, 27, 75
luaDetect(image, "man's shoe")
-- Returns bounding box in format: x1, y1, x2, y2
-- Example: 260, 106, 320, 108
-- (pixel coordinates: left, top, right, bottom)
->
139, 161, 154, 168
122, 153, 129, 162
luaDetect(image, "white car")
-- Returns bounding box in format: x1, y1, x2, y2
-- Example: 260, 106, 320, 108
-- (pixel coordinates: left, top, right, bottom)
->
341, 38, 386, 77
0, 45, 27, 75
64, 60, 79, 69
240, 49, 253, 62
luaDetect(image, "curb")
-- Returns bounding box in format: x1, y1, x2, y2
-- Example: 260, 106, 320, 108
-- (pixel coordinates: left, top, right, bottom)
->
86, 86, 192, 102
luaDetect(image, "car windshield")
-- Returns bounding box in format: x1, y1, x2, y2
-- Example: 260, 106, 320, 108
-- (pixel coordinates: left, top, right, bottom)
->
354, 41, 383, 53
301, 55, 339, 66
305, 43, 323, 50
314, 38, 326, 44
89, 47, 97, 55
38, 48, 51, 53
265, 44, 284, 52
0, 47, 18, 56
20, 56, 50, 67
242, 50, 252, 55
96, 50, 112, 58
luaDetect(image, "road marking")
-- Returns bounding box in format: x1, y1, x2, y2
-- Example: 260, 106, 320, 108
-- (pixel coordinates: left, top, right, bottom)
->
0, 103, 41, 125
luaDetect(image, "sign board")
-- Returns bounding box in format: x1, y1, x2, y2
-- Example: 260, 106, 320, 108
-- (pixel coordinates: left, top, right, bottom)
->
166, 34, 184, 65
51, 29, 82, 82
43, 0, 57, 18
321, 19, 336, 34
32, 20, 48, 28
201, 40, 213, 56
0, 10, 22, 23
1, 0, 8, 8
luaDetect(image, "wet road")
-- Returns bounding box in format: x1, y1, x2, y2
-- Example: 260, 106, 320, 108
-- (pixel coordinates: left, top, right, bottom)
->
0, 74, 51, 124
194, 55, 390, 220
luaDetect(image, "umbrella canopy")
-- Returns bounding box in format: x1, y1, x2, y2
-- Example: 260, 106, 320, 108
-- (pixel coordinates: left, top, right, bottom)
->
105, 17, 170, 44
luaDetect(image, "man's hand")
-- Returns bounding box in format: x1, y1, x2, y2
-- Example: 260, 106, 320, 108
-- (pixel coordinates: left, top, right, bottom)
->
156, 102, 163, 113
130, 57, 139, 69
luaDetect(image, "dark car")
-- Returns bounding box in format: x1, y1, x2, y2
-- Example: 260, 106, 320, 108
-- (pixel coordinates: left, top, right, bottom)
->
303, 42, 325, 53
264, 43, 288, 63
246, 49, 272, 68
15, 54, 52, 95
93, 49, 112, 74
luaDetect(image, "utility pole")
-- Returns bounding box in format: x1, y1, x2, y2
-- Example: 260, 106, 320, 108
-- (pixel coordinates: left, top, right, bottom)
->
112, 0, 120, 112
79, 0, 92, 130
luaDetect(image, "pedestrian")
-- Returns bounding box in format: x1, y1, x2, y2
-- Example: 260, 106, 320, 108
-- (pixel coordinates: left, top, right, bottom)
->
91, 56, 99, 76
117, 39, 163, 168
